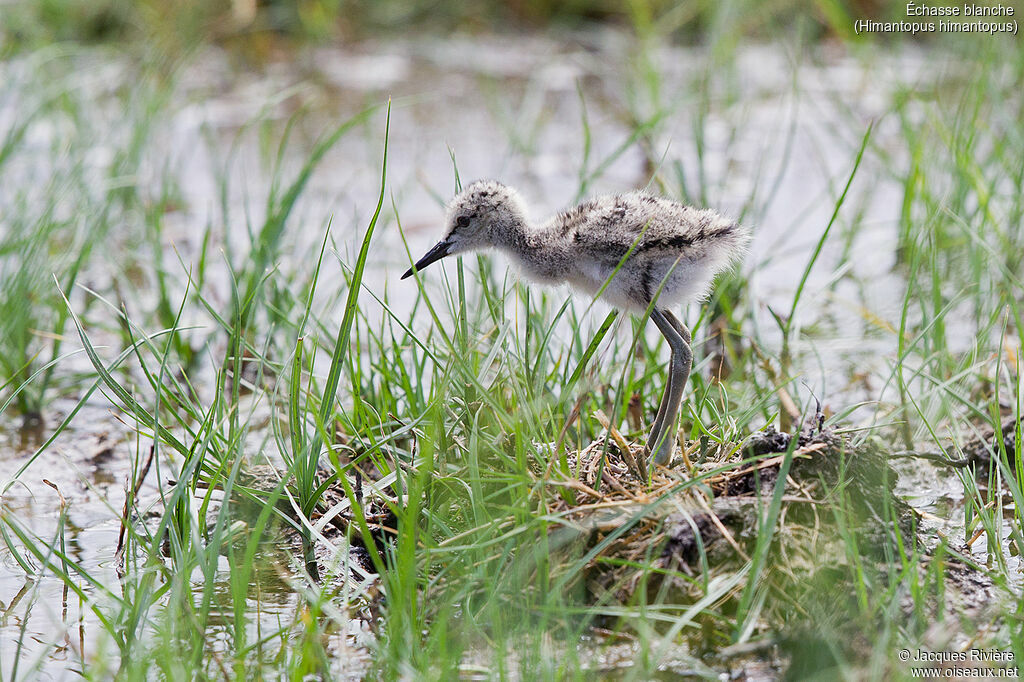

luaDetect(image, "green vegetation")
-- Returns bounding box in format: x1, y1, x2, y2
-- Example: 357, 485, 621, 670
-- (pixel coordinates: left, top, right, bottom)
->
1, 4, 1022, 680
0, 0, 943, 52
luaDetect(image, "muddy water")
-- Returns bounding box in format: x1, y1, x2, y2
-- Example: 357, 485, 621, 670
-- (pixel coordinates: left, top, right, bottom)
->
1, 31, 1018, 677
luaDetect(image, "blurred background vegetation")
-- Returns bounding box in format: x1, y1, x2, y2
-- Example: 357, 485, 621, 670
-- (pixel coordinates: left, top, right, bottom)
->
1, 0, 945, 54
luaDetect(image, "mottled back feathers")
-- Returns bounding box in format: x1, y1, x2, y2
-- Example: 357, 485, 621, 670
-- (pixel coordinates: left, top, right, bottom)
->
426, 181, 749, 312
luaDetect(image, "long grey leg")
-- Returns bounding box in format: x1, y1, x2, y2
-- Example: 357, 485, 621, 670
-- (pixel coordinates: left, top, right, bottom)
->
645, 310, 683, 460
663, 310, 691, 346
645, 309, 690, 444
660, 310, 692, 461
645, 309, 692, 471
646, 341, 676, 463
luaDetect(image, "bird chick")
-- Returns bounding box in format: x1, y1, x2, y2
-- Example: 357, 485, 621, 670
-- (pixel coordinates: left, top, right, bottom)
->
403, 180, 749, 471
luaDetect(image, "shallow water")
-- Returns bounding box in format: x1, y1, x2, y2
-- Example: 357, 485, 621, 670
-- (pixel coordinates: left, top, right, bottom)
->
1, 30, 1020, 677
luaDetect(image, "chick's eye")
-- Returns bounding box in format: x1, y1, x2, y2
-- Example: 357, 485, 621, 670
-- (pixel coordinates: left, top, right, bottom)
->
456, 215, 470, 227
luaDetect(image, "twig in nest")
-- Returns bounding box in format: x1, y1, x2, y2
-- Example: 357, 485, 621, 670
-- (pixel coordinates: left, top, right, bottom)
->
678, 439, 697, 472
715, 444, 820, 486
594, 410, 644, 479
600, 469, 639, 501
544, 478, 607, 503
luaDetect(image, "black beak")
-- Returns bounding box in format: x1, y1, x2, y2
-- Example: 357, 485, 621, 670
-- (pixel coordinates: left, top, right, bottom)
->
401, 239, 452, 280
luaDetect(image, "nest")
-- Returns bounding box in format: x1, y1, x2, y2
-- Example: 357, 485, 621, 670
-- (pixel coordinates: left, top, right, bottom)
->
209, 419, 918, 604
538, 422, 914, 605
